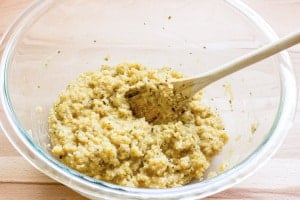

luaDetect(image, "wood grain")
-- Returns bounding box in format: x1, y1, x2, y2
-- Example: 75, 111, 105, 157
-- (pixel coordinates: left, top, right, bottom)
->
0, 0, 299, 199
0, 183, 87, 200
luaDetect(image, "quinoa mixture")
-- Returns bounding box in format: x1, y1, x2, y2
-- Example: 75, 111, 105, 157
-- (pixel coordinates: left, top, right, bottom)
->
49, 63, 228, 188
125, 81, 188, 124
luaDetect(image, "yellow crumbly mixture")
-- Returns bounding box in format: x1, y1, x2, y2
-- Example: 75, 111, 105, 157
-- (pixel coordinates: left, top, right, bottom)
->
49, 63, 228, 188
125, 81, 188, 124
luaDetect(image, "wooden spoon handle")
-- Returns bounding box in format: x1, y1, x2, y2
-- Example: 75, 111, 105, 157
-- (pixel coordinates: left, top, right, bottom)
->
173, 31, 300, 96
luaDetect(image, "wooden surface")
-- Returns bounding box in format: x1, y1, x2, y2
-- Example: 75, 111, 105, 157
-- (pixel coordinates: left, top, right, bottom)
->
0, 1, 299, 199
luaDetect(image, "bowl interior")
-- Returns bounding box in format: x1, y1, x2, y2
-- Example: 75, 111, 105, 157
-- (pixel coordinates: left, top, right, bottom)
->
5, 0, 281, 189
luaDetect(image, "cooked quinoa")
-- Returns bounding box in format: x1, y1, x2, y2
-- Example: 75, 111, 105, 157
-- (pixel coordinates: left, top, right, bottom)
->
49, 63, 228, 188
125, 81, 188, 124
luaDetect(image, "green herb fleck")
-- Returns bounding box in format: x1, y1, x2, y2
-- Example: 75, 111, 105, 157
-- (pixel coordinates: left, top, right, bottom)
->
104, 55, 110, 61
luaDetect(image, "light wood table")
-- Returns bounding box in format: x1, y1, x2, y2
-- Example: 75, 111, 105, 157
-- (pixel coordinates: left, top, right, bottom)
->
0, 1, 299, 199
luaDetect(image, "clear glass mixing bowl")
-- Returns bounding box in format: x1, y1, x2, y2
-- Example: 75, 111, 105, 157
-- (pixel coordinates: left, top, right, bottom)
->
0, 0, 297, 199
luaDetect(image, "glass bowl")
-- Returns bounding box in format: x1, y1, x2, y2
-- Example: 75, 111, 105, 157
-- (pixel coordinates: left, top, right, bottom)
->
0, 0, 297, 199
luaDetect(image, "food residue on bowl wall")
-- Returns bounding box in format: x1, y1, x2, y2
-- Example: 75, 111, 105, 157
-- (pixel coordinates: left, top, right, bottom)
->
207, 171, 218, 179
218, 161, 230, 173
223, 82, 234, 109
104, 55, 110, 61
35, 106, 43, 113
251, 123, 259, 134
48, 63, 228, 188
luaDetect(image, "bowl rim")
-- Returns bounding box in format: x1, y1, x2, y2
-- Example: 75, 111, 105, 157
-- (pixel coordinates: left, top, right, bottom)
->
0, 0, 297, 199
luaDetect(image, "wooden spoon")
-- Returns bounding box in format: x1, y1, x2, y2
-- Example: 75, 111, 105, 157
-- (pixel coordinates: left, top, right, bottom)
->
172, 31, 300, 98
126, 31, 300, 124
